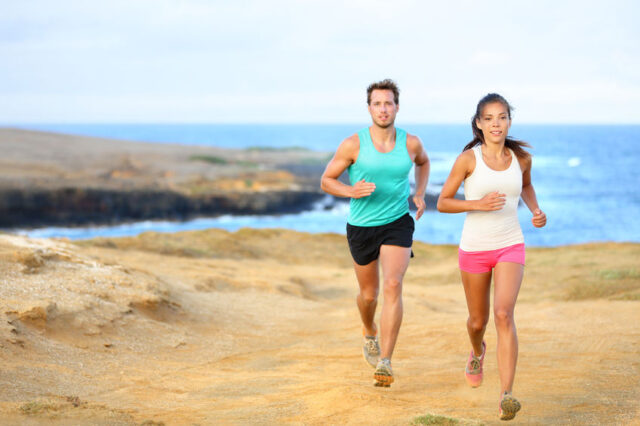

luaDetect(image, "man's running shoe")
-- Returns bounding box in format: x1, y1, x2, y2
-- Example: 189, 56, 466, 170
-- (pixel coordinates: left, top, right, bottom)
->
464, 340, 486, 387
373, 358, 394, 387
499, 391, 521, 421
363, 332, 380, 368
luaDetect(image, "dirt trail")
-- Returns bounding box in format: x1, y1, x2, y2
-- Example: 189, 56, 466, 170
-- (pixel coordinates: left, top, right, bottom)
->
0, 231, 638, 425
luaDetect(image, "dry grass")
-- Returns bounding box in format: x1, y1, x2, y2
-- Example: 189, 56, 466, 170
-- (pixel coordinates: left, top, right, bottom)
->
522, 243, 640, 301
80, 230, 640, 303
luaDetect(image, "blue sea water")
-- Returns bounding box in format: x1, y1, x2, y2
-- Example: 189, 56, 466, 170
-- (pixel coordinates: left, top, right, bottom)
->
11, 123, 640, 246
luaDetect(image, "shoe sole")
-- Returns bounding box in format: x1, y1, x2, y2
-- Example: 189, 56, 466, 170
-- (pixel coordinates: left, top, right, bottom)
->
465, 372, 482, 388
373, 370, 394, 387
499, 396, 521, 421
363, 350, 378, 368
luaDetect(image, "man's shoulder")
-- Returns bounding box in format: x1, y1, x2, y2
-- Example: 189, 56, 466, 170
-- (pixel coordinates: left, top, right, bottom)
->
405, 132, 421, 143
334, 133, 360, 156
341, 133, 360, 147
405, 132, 423, 150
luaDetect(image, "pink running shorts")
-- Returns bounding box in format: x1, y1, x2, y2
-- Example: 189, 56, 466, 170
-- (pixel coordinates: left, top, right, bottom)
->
458, 243, 525, 273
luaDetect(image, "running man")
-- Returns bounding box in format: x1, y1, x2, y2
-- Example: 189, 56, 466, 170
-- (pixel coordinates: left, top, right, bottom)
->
320, 79, 430, 387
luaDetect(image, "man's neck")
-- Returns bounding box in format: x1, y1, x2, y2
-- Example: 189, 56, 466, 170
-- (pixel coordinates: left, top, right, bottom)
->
369, 125, 396, 144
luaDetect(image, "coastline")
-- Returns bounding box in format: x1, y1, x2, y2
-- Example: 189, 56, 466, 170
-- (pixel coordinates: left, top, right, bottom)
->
0, 127, 329, 227
0, 229, 638, 424
1, 127, 445, 230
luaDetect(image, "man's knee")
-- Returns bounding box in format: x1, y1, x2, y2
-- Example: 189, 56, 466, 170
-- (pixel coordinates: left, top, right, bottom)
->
383, 277, 403, 295
359, 289, 379, 304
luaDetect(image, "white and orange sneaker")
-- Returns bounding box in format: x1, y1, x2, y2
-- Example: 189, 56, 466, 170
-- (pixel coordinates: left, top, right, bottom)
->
362, 327, 380, 368
373, 358, 394, 387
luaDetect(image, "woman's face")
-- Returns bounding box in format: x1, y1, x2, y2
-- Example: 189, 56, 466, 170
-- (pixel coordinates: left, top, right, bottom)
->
476, 101, 511, 144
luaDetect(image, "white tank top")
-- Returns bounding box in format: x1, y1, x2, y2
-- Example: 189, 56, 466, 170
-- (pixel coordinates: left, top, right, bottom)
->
459, 145, 524, 251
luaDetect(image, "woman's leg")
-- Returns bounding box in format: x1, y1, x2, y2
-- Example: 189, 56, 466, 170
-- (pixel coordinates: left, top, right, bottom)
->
492, 262, 524, 394
460, 270, 492, 357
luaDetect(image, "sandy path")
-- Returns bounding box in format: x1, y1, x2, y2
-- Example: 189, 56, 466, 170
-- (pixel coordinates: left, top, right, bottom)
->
0, 231, 638, 425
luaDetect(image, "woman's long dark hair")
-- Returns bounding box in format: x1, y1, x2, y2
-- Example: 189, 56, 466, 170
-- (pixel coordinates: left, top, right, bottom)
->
463, 93, 531, 160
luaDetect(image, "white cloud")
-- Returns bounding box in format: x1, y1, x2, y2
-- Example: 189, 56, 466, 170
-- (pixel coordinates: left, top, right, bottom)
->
1, 0, 639, 123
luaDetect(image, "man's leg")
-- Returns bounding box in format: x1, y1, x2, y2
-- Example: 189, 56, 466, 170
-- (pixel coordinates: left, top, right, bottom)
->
378, 244, 411, 360
353, 259, 380, 337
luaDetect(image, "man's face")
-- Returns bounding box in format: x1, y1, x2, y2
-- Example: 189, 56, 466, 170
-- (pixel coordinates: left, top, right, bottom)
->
368, 89, 398, 129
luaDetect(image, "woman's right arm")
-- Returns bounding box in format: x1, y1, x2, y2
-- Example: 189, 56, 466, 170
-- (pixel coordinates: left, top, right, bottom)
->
437, 150, 506, 213
320, 136, 376, 199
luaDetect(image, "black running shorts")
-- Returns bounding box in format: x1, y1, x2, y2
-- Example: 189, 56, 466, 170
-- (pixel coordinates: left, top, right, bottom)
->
346, 213, 415, 266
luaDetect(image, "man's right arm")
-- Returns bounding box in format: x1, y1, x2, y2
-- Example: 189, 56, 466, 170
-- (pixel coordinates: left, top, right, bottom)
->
320, 135, 375, 198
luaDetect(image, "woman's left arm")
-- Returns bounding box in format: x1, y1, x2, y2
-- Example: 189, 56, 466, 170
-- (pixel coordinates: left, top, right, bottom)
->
520, 156, 547, 228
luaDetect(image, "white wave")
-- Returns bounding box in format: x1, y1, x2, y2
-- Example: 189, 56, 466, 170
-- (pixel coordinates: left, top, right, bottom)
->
568, 157, 581, 167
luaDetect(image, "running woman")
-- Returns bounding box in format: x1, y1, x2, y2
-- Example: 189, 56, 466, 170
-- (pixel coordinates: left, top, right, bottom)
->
321, 79, 430, 387
437, 93, 546, 420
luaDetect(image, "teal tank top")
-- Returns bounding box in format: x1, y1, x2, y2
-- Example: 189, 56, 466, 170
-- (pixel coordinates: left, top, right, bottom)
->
347, 127, 413, 226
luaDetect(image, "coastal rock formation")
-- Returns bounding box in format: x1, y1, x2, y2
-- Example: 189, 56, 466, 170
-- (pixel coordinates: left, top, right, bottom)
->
0, 187, 325, 227
0, 128, 327, 227
0, 128, 449, 228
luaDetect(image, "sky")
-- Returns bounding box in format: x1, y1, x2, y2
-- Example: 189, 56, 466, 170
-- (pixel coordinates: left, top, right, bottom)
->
2, 0, 639, 124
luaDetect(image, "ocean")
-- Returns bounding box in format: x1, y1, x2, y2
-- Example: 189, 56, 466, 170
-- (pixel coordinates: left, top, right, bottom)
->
12, 123, 640, 246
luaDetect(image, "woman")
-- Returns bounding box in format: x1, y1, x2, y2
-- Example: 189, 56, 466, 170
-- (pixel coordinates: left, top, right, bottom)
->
437, 93, 546, 421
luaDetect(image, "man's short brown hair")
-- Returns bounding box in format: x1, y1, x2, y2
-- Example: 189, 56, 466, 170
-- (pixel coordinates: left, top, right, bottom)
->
367, 79, 399, 105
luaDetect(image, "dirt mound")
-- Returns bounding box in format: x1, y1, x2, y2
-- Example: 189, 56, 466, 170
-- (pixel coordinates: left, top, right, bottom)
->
0, 231, 638, 424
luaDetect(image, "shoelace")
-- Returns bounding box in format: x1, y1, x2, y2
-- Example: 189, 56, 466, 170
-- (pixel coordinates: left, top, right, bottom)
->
365, 338, 379, 355
377, 359, 392, 372
468, 357, 481, 372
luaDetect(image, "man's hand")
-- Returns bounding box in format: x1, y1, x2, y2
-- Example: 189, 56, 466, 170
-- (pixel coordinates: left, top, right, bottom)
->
350, 179, 376, 198
413, 194, 426, 220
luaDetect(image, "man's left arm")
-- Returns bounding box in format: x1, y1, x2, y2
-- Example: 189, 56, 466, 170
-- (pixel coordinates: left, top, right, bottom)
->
408, 135, 430, 220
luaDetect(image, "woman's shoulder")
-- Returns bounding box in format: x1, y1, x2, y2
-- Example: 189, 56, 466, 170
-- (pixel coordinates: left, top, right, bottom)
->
453, 148, 476, 175
515, 151, 532, 172
459, 147, 476, 162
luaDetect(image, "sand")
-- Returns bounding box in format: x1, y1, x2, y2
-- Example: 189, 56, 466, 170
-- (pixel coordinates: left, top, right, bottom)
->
0, 230, 638, 425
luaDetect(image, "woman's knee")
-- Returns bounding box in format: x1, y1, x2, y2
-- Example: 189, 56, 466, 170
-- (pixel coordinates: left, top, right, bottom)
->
468, 315, 489, 333
493, 307, 514, 327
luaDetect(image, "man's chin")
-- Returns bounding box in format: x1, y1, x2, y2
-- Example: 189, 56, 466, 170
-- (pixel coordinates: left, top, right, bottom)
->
375, 121, 394, 129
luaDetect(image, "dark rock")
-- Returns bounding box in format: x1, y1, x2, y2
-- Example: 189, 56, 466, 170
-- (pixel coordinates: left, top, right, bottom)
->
0, 188, 325, 228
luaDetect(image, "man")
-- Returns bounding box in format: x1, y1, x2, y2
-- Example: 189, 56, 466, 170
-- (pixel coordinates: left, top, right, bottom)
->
320, 79, 430, 387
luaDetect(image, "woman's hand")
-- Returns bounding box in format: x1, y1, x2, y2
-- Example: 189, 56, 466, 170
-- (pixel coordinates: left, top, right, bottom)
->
476, 191, 506, 211
532, 208, 547, 228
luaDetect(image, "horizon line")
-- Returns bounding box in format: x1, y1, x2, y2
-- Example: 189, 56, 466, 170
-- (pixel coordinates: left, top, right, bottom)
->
3, 121, 640, 126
